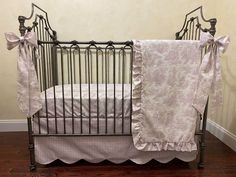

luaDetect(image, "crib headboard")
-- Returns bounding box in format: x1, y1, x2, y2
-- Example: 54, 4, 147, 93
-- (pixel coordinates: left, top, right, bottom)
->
18, 3, 57, 40
18, 4, 60, 91
175, 6, 217, 39
18, 4, 133, 92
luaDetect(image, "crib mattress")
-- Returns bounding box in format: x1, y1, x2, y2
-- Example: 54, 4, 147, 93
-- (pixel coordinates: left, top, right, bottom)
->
39, 84, 131, 118
33, 117, 131, 134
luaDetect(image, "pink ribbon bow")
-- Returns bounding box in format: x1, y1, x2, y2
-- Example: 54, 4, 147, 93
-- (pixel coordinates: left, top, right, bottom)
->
5, 32, 42, 116
192, 32, 230, 115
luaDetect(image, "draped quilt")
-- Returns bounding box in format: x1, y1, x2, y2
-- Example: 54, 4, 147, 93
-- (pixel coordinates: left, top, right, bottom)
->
132, 33, 229, 151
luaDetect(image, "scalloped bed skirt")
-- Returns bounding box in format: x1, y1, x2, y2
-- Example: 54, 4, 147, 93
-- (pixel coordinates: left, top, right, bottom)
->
34, 115, 200, 164
35, 135, 198, 164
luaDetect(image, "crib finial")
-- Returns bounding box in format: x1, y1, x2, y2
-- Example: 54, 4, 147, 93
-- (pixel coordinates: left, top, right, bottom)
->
18, 16, 26, 36
209, 18, 217, 36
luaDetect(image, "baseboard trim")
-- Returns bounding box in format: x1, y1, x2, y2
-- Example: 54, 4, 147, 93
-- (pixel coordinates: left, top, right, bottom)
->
207, 119, 236, 151
0, 119, 27, 132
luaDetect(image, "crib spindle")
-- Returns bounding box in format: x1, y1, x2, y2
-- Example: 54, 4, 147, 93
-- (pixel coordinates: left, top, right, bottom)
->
112, 47, 116, 134
69, 46, 75, 134
96, 47, 100, 134
121, 48, 125, 134
52, 45, 58, 134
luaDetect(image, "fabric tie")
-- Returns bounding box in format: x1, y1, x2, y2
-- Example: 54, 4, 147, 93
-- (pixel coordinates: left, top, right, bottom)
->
5, 32, 42, 117
192, 32, 230, 115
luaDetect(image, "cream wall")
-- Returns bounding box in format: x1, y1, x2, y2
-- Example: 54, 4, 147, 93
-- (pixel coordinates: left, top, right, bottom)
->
208, 0, 236, 136
0, 0, 235, 135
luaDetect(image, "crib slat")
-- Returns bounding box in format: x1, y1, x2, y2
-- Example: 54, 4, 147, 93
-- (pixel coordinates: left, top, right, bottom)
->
87, 47, 91, 134
90, 50, 93, 84
118, 50, 121, 84
195, 26, 198, 40
78, 47, 83, 134
41, 45, 49, 134
96, 48, 99, 134
198, 26, 201, 40
189, 21, 192, 40
113, 47, 116, 134
85, 50, 88, 83
73, 50, 76, 83
105, 47, 108, 134
36, 25, 43, 92
191, 20, 195, 40
66, 49, 70, 84
69, 46, 74, 134
52, 45, 58, 134
60, 47, 66, 134
129, 46, 133, 134
44, 22, 51, 88
121, 48, 125, 134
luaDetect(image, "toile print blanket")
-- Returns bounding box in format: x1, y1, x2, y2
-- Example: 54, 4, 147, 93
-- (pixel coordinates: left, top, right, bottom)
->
132, 33, 229, 152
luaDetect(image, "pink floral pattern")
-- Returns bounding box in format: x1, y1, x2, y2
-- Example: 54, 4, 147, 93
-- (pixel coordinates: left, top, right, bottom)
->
132, 33, 229, 152
132, 40, 201, 152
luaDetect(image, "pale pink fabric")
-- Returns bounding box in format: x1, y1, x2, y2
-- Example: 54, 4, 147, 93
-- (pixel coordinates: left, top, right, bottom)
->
192, 32, 230, 114
34, 135, 197, 165
39, 84, 131, 118
5, 32, 42, 116
132, 40, 200, 152
132, 33, 229, 152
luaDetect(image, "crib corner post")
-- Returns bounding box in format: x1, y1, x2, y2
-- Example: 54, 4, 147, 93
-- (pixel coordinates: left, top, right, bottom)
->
27, 116, 36, 171
209, 18, 217, 37
198, 99, 208, 168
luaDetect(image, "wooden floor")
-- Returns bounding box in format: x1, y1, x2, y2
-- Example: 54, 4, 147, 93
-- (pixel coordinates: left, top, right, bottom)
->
0, 132, 235, 177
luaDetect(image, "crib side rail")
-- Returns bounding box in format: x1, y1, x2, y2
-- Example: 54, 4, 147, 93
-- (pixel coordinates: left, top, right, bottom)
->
18, 4, 57, 92
33, 40, 133, 136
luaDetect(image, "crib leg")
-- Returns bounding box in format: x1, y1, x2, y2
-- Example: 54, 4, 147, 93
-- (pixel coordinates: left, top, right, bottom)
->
198, 99, 208, 168
27, 117, 36, 171
198, 140, 206, 168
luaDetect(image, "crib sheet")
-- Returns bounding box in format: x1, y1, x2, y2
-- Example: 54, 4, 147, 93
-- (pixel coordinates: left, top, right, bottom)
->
39, 84, 131, 118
